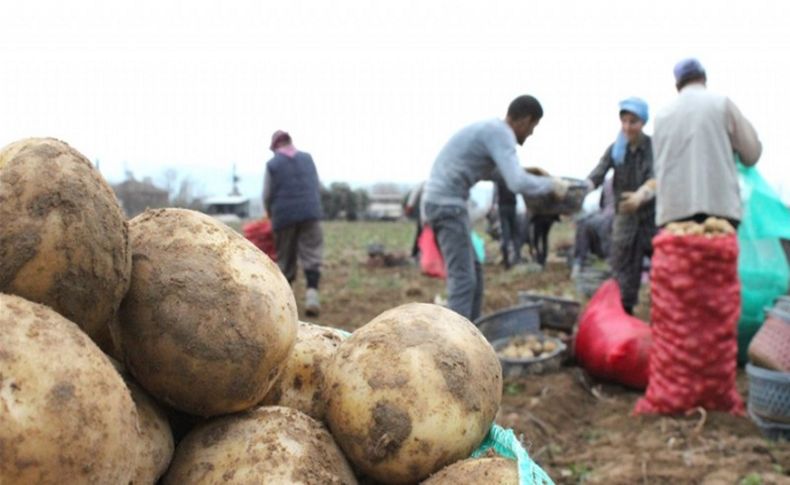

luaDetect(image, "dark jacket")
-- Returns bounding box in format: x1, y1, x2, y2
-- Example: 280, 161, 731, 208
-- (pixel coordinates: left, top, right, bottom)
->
264, 151, 322, 231
587, 134, 655, 225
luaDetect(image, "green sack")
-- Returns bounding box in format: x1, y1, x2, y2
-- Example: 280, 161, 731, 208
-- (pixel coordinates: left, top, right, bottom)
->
472, 424, 554, 485
736, 162, 790, 362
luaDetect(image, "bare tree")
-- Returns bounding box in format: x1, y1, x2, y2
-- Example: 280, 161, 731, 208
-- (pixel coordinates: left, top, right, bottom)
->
160, 168, 179, 200
158, 168, 205, 210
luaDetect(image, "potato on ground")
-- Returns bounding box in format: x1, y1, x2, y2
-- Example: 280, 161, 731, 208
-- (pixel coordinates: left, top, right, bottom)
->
422, 457, 518, 484
0, 137, 131, 347
0, 293, 140, 484
114, 208, 297, 416
260, 321, 345, 420
324, 303, 503, 484
163, 406, 357, 485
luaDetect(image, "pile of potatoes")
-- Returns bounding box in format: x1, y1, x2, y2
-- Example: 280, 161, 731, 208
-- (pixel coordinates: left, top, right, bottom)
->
0, 138, 524, 484
499, 334, 559, 360
664, 217, 735, 237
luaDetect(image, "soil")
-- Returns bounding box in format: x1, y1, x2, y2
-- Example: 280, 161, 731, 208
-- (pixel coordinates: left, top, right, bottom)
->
290, 225, 789, 484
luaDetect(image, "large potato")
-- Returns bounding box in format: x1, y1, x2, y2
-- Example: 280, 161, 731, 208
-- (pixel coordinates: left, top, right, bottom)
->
260, 321, 345, 420
0, 293, 140, 484
422, 457, 518, 484
163, 406, 357, 485
324, 303, 503, 484
114, 208, 297, 416
0, 137, 131, 347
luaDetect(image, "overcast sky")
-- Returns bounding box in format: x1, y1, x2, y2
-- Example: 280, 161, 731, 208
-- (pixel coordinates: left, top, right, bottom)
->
1, 0, 788, 203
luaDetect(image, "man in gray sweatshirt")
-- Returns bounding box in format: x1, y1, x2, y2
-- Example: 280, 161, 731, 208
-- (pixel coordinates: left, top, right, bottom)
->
422, 95, 566, 320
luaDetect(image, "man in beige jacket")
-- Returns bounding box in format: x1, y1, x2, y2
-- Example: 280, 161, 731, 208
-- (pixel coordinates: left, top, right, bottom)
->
653, 58, 762, 228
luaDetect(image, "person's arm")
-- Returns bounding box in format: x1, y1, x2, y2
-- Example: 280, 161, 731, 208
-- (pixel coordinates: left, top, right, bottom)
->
263, 167, 273, 217
726, 98, 762, 166
483, 129, 554, 196
586, 145, 613, 190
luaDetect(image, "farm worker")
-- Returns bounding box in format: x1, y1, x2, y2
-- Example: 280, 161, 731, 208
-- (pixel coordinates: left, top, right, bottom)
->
584, 97, 657, 315
653, 58, 762, 229
263, 130, 324, 317
571, 177, 615, 277
422, 95, 569, 321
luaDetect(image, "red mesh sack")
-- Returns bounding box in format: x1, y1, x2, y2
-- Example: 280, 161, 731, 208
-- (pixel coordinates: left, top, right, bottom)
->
418, 225, 446, 279
243, 218, 278, 261
575, 279, 652, 389
634, 231, 745, 415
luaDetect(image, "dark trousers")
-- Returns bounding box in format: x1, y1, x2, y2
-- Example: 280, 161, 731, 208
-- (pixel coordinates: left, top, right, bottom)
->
498, 204, 519, 266
610, 214, 656, 311
274, 219, 323, 289
424, 203, 483, 321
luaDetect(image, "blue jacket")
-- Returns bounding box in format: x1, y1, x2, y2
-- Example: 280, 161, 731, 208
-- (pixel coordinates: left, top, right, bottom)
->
265, 151, 323, 231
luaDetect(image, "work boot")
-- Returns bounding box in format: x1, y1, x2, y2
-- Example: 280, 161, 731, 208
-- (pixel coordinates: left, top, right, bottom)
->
305, 288, 321, 317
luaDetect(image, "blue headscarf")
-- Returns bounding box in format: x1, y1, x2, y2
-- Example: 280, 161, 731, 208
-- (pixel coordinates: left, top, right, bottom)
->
612, 97, 649, 166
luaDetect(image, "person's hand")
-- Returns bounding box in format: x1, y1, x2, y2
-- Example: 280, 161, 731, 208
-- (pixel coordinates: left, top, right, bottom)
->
526, 166, 550, 176
404, 206, 414, 216
619, 181, 655, 214
552, 177, 570, 199
618, 191, 642, 214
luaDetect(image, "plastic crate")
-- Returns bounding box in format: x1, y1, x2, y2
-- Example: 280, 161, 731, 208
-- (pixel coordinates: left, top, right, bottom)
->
748, 407, 790, 441
517, 292, 580, 331
575, 268, 612, 298
474, 302, 541, 343
523, 177, 587, 216
746, 363, 790, 423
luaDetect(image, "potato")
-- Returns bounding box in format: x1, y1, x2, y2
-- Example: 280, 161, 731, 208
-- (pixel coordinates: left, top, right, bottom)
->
543, 340, 558, 353
0, 138, 131, 347
0, 293, 140, 484
113, 208, 297, 416
324, 303, 502, 484
125, 374, 175, 484
163, 406, 357, 485
422, 457, 518, 484
260, 321, 345, 421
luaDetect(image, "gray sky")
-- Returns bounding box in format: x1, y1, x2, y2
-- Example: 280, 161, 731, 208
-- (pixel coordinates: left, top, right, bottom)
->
2, 0, 788, 203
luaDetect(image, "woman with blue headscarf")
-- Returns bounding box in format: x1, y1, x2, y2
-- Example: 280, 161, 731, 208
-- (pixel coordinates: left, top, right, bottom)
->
582, 97, 658, 314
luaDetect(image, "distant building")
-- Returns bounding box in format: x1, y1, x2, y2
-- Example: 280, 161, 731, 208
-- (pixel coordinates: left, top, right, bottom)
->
204, 195, 250, 220
112, 177, 169, 218
366, 192, 403, 220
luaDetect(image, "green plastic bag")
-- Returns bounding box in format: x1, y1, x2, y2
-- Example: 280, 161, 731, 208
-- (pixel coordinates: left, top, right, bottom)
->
737, 162, 790, 362
471, 230, 486, 264
472, 424, 554, 485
